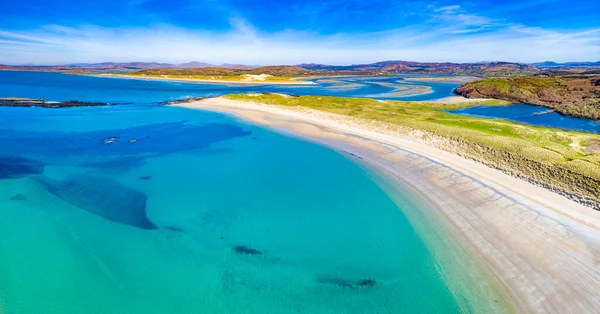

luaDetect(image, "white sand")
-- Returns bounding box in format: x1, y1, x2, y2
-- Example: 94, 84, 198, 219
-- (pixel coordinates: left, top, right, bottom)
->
176, 97, 600, 313
433, 95, 490, 104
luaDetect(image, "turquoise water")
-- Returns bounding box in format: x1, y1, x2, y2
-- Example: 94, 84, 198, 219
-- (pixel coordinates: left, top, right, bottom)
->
0, 71, 498, 312
447, 103, 600, 133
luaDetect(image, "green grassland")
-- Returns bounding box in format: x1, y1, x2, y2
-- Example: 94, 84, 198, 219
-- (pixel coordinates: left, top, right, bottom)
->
224, 93, 600, 208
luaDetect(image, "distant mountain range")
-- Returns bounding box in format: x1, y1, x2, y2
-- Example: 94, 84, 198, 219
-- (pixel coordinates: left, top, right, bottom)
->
1, 60, 598, 76
0, 61, 257, 72
70, 61, 259, 70
298, 61, 541, 76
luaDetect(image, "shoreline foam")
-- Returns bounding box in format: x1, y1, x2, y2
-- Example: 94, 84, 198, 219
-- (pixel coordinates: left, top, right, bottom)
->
176, 97, 600, 313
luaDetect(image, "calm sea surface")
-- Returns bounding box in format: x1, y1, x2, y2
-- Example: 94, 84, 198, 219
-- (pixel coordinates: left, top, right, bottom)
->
0, 70, 459, 102
0, 71, 501, 313
447, 104, 600, 133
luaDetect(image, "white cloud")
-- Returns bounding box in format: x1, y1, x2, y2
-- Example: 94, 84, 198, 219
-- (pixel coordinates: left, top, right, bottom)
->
228, 16, 261, 43
0, 20, 598, 65
434, 5, 461, 13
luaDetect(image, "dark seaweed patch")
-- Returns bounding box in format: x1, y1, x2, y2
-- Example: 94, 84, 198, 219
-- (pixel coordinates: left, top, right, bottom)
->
0, 156, 44, 179
317, 278, 377, 289
35, 175, 157, 230
233, 245, 263, 255
356, 279, 376, 287
10, 194, 27, 201
164, 226, 183, 232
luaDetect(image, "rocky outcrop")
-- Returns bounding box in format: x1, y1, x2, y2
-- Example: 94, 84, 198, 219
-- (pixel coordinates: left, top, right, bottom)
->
0, 98, 110, 108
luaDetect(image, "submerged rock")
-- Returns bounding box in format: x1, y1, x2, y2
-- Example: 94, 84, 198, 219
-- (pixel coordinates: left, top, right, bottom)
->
233, 245, 263, 255
356, 279, 376, 287
0, 156, 44, 179
164, 226, 183, 232
10, 194, 27, 201
34, 175, 156, 230
317, 278, 377, 289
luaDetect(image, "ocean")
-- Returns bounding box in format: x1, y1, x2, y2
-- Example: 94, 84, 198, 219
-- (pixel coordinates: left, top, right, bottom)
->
0, 70, 500, 313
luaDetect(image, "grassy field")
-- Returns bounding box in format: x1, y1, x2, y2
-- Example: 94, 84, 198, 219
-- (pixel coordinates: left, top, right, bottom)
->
224, 93, 600, 208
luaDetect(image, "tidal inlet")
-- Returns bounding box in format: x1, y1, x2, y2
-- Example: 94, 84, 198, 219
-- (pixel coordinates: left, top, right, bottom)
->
1, 0, 600, 313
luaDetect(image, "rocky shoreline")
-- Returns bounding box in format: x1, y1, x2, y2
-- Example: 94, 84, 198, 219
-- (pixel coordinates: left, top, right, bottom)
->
0, 98, 111, 108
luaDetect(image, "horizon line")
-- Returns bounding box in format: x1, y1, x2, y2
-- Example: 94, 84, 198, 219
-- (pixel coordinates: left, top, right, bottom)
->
2, 59, 600, 67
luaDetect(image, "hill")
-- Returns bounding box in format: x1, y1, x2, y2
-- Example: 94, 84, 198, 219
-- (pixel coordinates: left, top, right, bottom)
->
455, 75, 600, 120
298, 61, 541, 76
0, 62, 257, 72
3, 60, 599, 77
126, 61, 543, 77
127, 65, 368, 77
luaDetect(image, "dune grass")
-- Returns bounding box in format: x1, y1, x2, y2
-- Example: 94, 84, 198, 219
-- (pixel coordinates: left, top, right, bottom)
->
224, 93, 600, 208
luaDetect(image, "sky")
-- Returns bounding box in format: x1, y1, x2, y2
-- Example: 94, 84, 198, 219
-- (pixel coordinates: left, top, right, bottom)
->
0, 0, 599, 65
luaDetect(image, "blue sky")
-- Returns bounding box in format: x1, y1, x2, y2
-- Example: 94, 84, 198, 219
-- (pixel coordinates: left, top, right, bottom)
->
0, 0, 599, 64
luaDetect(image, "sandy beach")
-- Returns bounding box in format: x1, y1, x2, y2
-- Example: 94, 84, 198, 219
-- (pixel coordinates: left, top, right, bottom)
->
176, 97, 600, 313
433, 95, 491, 103
95, 73, 316, 85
